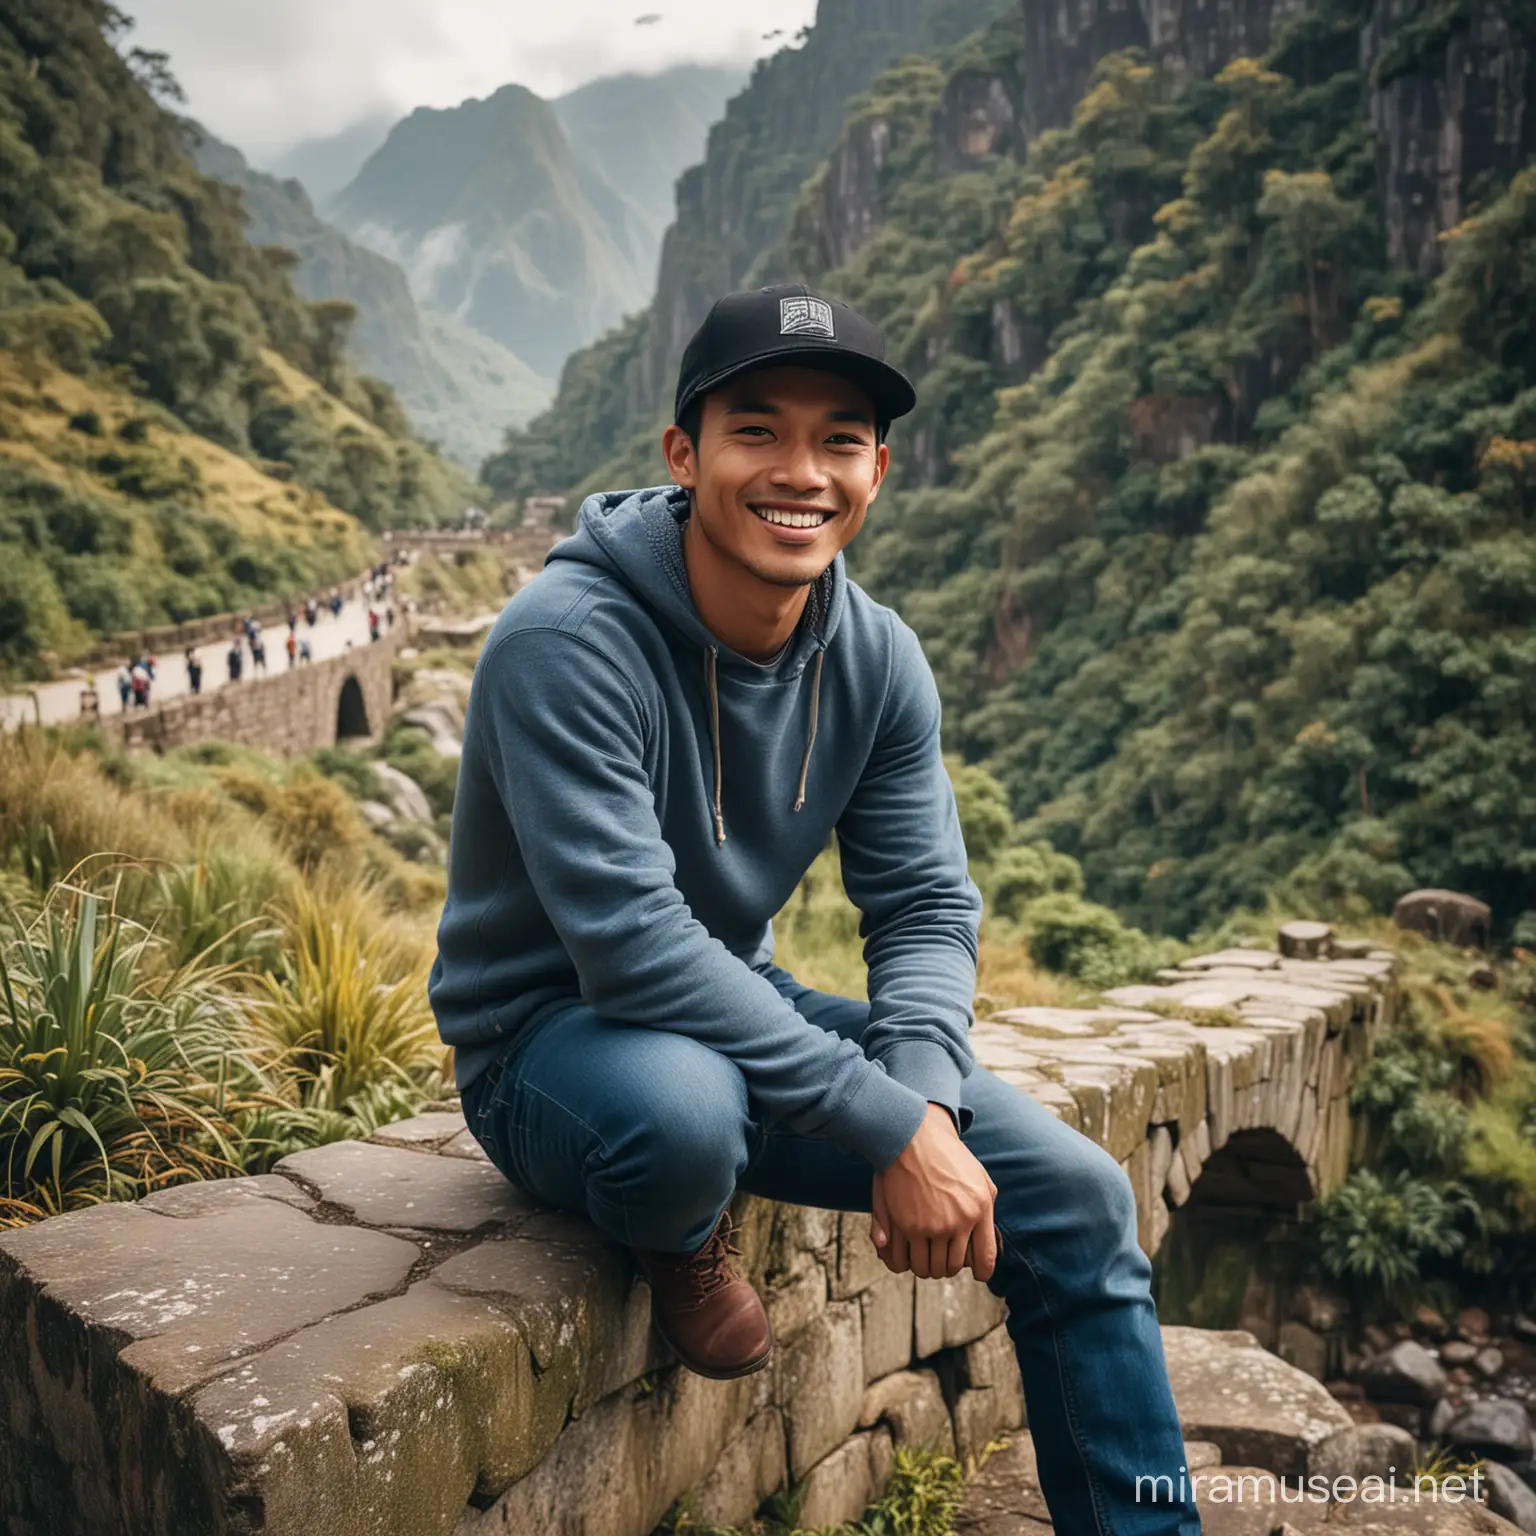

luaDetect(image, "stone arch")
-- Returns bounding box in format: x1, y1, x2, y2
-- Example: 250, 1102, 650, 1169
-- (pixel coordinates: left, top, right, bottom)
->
335, 674, 370, 741
1153, 1128, 1315, 1348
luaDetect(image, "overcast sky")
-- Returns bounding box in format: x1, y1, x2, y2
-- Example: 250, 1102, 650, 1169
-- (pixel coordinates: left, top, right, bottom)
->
120, 0, 821, 162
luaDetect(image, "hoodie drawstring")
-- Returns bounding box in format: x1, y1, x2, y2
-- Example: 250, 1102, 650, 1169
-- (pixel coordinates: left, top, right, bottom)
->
703, 644, 826, 846
793, 648, 824, 812
705, 646, 726, 846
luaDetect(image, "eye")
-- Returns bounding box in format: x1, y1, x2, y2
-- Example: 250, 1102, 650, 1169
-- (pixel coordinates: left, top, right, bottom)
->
828, 433, 865, 445
735, 424, 773, 437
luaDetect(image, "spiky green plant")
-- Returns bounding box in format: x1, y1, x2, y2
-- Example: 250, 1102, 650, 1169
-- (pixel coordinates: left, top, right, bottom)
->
248, 878, 440, 1111
151, 851, 288, 973
0, 885, 249, 1221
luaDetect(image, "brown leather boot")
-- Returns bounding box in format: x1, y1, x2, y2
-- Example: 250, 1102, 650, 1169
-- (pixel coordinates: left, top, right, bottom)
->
633, 1211, 774, 1380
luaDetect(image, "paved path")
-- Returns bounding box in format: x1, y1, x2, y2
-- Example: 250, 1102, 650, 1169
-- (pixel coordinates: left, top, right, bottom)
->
0, 596, 388, 731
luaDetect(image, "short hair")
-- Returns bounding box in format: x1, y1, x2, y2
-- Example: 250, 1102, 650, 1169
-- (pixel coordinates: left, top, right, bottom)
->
676, 393, 889, 448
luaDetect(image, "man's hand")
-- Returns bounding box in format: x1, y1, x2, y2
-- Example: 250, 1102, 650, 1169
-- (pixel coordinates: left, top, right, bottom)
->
870, 1104, 998, 1282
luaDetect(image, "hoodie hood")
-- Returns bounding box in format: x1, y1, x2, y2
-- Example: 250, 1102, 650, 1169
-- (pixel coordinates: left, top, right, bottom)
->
546, 484, 847, 844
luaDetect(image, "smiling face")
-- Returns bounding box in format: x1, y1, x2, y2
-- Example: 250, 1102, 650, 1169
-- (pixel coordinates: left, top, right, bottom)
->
661, 364, 890, 593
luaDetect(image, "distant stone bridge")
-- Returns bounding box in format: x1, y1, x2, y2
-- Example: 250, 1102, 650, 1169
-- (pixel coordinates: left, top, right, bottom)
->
0, 927, 1396, 1535
107, 627, 402, 757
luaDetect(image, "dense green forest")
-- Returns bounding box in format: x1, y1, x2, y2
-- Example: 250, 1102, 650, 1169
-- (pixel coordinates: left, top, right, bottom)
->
0, 0, 476, 674
489, 0, 1536, 945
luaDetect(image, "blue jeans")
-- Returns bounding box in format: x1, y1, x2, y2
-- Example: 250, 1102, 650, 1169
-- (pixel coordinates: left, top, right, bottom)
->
462, 963, 1201, 1535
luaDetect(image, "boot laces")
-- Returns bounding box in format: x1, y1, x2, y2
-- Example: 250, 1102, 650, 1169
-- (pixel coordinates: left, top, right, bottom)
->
687, 1213, 740, 1302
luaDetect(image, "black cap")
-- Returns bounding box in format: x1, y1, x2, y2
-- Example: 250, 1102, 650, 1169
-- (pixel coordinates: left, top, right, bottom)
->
674, 283, 917, 428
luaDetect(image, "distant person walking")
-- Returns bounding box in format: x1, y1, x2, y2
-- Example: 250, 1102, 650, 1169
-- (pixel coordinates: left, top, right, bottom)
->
330, 588, 343, 620
227, 642, 243, 684
185, 646, 203, 696
305, 597, 319, 627
367, 607, 381, 643
116, 663, 132, 711
251, 633, 267, 675
286, 631, 297, 670
298, 637, 313, 664
129, 660, 151, 708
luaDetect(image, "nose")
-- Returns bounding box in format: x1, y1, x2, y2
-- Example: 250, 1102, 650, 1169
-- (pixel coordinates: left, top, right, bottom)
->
770, 435, 831, 495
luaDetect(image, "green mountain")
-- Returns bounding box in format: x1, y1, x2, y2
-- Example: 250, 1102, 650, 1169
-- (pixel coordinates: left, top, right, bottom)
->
329, 83, 654, 379
551, 65, 746, 263
484, 0, 1536, 939
266, 112, 395, 208
0, 0, 477, 674
482, 0, 1013, 500
190, 129, 551, 469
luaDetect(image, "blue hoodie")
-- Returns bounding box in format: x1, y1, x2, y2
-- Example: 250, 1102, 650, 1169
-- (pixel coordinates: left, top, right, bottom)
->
428, 485, 984, 1171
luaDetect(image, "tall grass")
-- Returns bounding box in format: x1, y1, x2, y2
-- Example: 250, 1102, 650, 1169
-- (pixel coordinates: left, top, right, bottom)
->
0, 886, 249, 1224
249, 878, 441, 1110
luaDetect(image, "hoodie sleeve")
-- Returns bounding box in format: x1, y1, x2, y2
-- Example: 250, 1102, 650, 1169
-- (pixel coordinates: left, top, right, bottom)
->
476, 624, 932, 1170
835, 615, 983, 1133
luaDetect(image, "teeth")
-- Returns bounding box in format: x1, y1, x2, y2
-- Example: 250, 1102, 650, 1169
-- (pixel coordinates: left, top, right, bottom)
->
755, 508, 829, 528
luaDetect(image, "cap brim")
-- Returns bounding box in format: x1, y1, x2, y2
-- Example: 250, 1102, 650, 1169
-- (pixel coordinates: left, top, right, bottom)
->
678, 344, 917, 426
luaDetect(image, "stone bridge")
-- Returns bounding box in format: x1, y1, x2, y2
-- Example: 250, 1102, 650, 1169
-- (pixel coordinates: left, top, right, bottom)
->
107, 626, 403, 757
0, 928, 1396, 1535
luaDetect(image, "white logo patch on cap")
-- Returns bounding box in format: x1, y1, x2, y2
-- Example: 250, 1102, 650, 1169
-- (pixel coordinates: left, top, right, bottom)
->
779, 296, 835, 338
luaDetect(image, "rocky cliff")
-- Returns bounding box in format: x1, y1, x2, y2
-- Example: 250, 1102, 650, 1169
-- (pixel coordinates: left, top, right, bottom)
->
1364, 0, 1533, 275
1018, 0, 1531, 276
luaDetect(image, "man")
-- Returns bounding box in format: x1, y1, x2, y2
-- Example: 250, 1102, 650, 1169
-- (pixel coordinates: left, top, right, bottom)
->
431, 284, 1200, 1534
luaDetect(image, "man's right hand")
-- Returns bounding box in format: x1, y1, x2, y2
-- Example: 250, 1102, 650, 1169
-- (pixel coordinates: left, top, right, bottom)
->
870, 1103, 998, 1282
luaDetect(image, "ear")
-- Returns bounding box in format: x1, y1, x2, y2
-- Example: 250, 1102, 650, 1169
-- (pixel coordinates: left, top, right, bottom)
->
662, 424, 697, 488
867, 441, 890, 504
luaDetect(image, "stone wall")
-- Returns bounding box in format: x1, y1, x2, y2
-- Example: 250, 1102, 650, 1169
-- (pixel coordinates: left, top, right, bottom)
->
105, 627, 401, 757
0, 929, 1398, 1535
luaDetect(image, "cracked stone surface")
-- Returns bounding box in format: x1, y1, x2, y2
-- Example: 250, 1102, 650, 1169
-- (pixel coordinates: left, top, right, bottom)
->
1, 1198, 419, 1397
277, 1139, 537, 1231
0, 928, 1402, 1535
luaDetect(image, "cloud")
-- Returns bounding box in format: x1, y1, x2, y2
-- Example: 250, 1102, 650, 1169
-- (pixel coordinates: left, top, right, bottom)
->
119, 0, 817, 160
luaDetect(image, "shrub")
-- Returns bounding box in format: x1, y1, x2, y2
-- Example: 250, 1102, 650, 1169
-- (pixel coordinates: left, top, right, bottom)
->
985, 840, 1084, 919
151, 850, 288, 973
1316, 1169, 1481, 1306
309, 746, 383, 804
1020, 892, 1173, 990
0, 732, 185, 892
946, 754, 1015, 864
248, 879, 441, 1111
0, 888, 246, 1222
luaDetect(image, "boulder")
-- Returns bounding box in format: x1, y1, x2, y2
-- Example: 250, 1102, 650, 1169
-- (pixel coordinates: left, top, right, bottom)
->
402, 700, 465, 758
1445, 1398, 1535, 1462
1485, 1462, 1536, 1535
373, 761, 433, 823
1362, 1341, 1449, 1406
1351, 1422, 1417, 1481
1393, 889, 1492, 949
1278, 1321, 1330, 1382
1162, 1327, 1357, 1477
